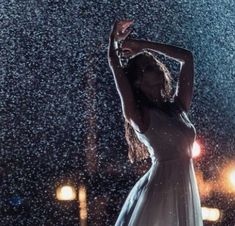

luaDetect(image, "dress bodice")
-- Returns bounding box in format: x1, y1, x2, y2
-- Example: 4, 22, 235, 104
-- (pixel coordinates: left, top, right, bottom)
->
134, 104, 197, 163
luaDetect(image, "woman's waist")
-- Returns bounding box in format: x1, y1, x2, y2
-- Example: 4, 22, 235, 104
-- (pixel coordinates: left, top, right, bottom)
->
151, 154, 192, 165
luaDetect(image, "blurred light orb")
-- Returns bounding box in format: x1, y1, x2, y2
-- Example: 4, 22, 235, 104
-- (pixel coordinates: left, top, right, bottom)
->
9, 195, 23, 206
219, 162, 235, 193
56, 185, 77, 201
78, 185, 88, 220
192, 141, 201, 158
79, 185, 87, 202
229, 170, 235, 187
202, 207, 221, 222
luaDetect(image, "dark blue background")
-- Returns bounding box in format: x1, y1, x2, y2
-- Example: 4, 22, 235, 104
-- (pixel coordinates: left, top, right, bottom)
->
1, 0, 234, 225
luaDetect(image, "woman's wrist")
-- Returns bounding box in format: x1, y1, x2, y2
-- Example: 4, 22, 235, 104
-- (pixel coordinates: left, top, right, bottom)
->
113, 40, 119, 49
111, 40, 123, 54
109, 38, 120, 58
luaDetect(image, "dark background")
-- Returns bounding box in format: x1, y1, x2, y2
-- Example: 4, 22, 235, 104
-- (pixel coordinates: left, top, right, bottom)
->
1, 0, 234, 225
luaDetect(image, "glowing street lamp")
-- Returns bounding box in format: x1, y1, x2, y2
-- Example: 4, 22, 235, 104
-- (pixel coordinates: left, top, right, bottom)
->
202, 207, 222, 222
55, 183, 88, 226
56, 185, 77, 201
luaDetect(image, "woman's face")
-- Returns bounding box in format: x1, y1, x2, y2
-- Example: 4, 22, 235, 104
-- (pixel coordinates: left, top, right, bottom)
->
136, 62, 164, 102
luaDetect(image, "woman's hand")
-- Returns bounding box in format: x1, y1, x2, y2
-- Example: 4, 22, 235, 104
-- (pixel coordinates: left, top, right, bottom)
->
109, 19, 135, 58
109, 19, 134, 42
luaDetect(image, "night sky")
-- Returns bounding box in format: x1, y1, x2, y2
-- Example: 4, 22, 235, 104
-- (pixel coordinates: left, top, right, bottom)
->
1, 0, 234, 225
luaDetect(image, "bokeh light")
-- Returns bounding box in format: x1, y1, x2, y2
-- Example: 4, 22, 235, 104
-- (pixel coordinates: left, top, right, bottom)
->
78, 185, 88, 220
229, 170, 235, 187
202, 207, 221, 222
216, 161, 235, 194
192, 140, 201, 158
56, 185, 77, 201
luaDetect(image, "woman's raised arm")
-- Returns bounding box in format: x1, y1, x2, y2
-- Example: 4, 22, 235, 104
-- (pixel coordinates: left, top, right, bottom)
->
107, 22, 144, 131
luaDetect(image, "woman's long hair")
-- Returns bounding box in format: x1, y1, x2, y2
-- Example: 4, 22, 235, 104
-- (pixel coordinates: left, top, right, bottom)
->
122, 51, 174, 164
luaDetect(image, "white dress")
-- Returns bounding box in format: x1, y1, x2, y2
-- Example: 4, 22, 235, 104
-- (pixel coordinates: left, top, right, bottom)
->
114, 103, 204, 226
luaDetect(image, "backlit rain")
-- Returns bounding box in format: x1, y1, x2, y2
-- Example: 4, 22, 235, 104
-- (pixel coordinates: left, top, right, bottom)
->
1, 0, 234, 225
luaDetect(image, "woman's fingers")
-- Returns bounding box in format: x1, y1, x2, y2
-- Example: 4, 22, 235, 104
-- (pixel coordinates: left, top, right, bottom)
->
120, 28, 133, 40
116, 29, 132, 41
110, 19, 134, 40
122, 20, 134, 31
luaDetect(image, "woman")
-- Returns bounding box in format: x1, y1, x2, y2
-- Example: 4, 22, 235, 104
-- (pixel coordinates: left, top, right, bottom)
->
108, 19, 203, 226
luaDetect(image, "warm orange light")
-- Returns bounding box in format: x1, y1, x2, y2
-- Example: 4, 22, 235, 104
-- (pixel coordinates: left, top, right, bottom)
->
78, 185, 88, 220
192, 141, 201, 158
216, 161, 235, 194
230, 170, 235, 187
56, 185, 77, 201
